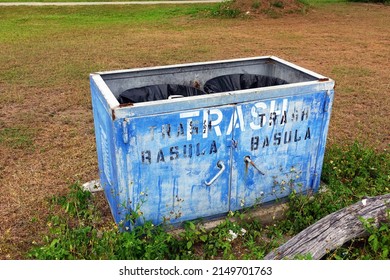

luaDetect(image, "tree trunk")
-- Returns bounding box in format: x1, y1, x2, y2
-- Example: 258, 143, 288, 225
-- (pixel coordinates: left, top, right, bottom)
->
264, 193, 390, 260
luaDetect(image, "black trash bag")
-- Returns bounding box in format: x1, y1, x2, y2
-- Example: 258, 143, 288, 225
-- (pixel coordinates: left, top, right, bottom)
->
203, 74, 288, 94
118, 84, 206, 104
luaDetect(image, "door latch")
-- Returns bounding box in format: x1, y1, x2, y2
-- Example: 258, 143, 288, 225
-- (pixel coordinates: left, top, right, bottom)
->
244, 156, 265, 175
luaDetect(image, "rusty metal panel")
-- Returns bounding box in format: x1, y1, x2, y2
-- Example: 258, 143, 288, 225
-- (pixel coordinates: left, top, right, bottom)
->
90, 56, 335, 229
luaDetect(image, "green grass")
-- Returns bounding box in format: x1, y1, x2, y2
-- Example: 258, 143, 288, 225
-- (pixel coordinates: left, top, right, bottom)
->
0, 0, 202, 2
331, 66, 374, 79
0, 5, 213, 87
28, 142, 390, 260
0, 5, 206, 33
0, 127, 35, 149
0, 5, 212, 40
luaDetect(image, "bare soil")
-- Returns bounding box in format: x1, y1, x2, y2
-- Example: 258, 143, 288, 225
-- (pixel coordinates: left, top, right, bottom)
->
0, 2, 389, 259
231, 0, 307, 17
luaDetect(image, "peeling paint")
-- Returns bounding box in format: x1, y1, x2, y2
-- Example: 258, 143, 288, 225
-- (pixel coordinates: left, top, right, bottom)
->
90, 57, 335, 229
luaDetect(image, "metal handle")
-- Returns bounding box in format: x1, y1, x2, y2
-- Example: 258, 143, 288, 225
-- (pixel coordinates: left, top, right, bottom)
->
244, 156, 265, 175
204, 160, 226, 186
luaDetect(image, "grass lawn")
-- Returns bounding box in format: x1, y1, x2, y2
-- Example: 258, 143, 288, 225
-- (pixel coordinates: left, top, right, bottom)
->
0, 1, 389, 259
2, 0, 220, 3
0, 0, 348, 3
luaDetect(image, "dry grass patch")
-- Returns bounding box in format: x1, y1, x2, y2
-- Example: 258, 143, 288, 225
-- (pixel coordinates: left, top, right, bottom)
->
0, 3, 389, 259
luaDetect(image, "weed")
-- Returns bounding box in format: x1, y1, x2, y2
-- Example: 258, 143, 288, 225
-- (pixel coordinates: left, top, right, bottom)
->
271, 1, 285, 8
326, 215, 390, 260
28, 142, 390, 260
361, 216, 390, 259
262, 8, 281, 18
51, 183, 92, 219
29, 183, 181, 260
322, 141, 390, 198
203, 218, 245, 258
278, 142, 389, 235
122, 191, 148, 229
271, 166, 303, 200
252, 0, 261, 9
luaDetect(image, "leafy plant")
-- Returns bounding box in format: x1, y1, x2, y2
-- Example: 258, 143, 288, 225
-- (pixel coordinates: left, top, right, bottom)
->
360, 215, 390, 259
326, 215, 390, 260
278, 142, 389, 235
29, 184, 181, 260
271, 1, 285, 8
252, 0, 261, 9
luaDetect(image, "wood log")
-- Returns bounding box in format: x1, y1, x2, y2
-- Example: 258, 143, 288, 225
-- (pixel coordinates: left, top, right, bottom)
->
264, 193, 390, 260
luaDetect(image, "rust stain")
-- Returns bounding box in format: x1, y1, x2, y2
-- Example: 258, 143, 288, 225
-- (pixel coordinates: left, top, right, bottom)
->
113, 103, 134, 119
192, 80, 201, 89
119, 103, 134, 108
245, 159, 249, 175
111, 109, 115, 120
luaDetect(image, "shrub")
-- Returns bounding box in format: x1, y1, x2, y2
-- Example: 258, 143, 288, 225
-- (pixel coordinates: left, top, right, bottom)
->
207, 0, 242, 18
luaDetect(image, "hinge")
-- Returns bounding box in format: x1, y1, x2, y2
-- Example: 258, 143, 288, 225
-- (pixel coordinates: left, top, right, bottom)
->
227, 138, 238, 148
122, 118, 129, 144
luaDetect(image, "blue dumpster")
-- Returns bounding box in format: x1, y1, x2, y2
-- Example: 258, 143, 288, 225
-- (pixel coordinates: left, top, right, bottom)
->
90, 56, 335, 229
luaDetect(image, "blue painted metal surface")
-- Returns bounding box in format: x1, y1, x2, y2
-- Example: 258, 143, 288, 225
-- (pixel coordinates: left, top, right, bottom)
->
89, 56, 335, 229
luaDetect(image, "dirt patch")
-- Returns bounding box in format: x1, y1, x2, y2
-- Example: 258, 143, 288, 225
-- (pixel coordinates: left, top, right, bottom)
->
231, 0, 307, 17
0, 3, 389, 259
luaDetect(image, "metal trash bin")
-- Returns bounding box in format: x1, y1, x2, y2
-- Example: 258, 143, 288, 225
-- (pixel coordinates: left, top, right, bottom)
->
89, 56, 335, 229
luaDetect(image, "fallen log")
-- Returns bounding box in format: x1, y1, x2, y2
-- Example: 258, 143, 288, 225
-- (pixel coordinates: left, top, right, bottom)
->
264, 193, 390, 260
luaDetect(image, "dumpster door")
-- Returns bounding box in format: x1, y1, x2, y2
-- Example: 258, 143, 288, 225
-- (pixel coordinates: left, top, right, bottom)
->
230, 91, 329, 211
122, 105, 235, 226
